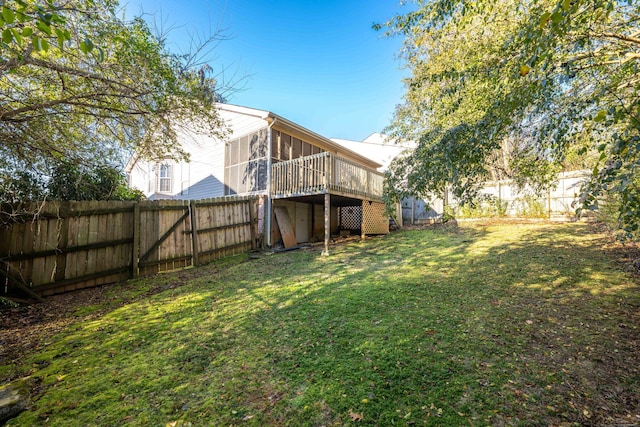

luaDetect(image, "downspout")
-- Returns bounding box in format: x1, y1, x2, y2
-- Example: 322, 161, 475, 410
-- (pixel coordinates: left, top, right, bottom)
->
265, 117, 278, 248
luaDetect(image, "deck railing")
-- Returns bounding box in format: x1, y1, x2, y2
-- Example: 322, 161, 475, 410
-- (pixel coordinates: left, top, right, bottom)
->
271, 152, 384, 200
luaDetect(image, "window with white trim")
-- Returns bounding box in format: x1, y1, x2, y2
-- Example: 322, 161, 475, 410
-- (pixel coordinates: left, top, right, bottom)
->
156, 163, 173, 193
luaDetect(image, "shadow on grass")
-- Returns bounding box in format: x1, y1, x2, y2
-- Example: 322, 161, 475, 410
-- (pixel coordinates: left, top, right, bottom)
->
6, 222, 640, 426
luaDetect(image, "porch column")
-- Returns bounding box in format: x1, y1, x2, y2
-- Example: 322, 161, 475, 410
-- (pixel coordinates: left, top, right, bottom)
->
265, 123, 273, 248
322, 193, 330, 256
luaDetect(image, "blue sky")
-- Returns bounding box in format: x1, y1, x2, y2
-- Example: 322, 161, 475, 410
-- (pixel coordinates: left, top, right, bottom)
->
125, 0, 409, 141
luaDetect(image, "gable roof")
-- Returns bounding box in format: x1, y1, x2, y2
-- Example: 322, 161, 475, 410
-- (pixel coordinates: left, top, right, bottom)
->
217, 103, 382, 170
127, 104, 385, 172
330, 133, 415, 171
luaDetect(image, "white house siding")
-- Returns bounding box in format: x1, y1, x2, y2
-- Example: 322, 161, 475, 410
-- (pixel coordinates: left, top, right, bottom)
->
178, 130, 225, 200
127, 126, 226, 200
127, 161, 152, 197
219, 108, 268, 139
127, 108, 271, 201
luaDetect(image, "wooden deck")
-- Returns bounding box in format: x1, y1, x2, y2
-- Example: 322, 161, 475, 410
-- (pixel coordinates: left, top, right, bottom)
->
270, 152, 384, 201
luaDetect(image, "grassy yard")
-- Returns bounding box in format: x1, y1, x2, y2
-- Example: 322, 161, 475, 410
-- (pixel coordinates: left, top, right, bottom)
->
2, 221, 639, 426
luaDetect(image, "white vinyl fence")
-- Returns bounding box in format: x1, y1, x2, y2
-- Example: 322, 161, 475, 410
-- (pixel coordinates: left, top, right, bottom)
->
402, 170, 588, 224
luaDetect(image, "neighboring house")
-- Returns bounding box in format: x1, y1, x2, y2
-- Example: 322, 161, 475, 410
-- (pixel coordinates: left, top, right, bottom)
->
330, 134, 587, 223
331, 133, 414, 172
330, 133, 431, 223
126, 103, 391, 252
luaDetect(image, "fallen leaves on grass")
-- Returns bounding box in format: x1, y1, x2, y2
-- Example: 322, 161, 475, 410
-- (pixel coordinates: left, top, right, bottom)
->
349, 409, 364, 421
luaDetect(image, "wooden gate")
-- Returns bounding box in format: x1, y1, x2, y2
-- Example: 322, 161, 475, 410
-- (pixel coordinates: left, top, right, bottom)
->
134, 200, 193, 278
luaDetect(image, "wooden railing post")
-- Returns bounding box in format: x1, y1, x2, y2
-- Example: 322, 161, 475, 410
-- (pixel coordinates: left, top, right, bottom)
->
326, 152, 332, 192
366, 170, 371, 196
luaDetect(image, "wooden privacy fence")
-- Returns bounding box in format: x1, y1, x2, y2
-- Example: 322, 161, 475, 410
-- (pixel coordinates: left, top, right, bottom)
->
0, 196, 258, 299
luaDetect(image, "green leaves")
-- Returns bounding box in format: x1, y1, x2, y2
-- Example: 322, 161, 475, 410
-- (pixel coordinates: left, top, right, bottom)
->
1, 0, 228, 211
79, 37, 93, 53
0, 1, 72, 52
2, 27, 12, 43
550, 12, 563, 24
593, 110, 607, 123
35, 19, 51, 35
2, 6, 15, 24
539, 12, 551, 29
54, 27, 70, 48
381, 0, 640, 238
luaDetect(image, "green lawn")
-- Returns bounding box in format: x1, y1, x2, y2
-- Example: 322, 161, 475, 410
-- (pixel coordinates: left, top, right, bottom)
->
3, 221, 640, 426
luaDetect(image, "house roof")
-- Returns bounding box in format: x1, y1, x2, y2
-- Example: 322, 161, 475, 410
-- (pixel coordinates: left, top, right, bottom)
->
216, 103, 383, 170
126, 103, 385, 172
330, 133, 415, 171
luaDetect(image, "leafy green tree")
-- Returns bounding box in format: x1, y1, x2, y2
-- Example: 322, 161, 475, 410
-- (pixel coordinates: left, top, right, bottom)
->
0, 160, 143, 224
0, 161, 44, 204
0, 0, 228, 220
378, 0, 639, 237
46, 160, 145, 201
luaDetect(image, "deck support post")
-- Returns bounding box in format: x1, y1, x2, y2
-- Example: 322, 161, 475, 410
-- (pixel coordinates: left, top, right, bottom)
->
322, 193, 330, 256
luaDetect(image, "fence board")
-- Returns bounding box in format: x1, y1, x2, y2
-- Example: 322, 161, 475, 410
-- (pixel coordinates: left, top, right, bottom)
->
110, 206, 122, 284
65, 213, 78, 281
226, 203, 233, 256
86, 201, 100, 289
1, 196, 257, 298
197, 204, 208, 263
76, 206, 89, 282
31, 219, 47, 286
94, 204, 106, 287
21, 221, 35, 287
214, 204, 223, 260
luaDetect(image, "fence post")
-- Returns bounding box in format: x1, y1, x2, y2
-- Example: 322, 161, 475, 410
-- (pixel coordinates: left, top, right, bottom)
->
54, 202, 70, 283
132, 203, 140, 279
190, 200, 200, 267
411, 197, 416, 225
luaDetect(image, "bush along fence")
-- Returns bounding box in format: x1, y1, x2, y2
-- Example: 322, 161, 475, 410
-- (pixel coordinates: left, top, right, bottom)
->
0, 196, 259, 300
402, 170, 589, 224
